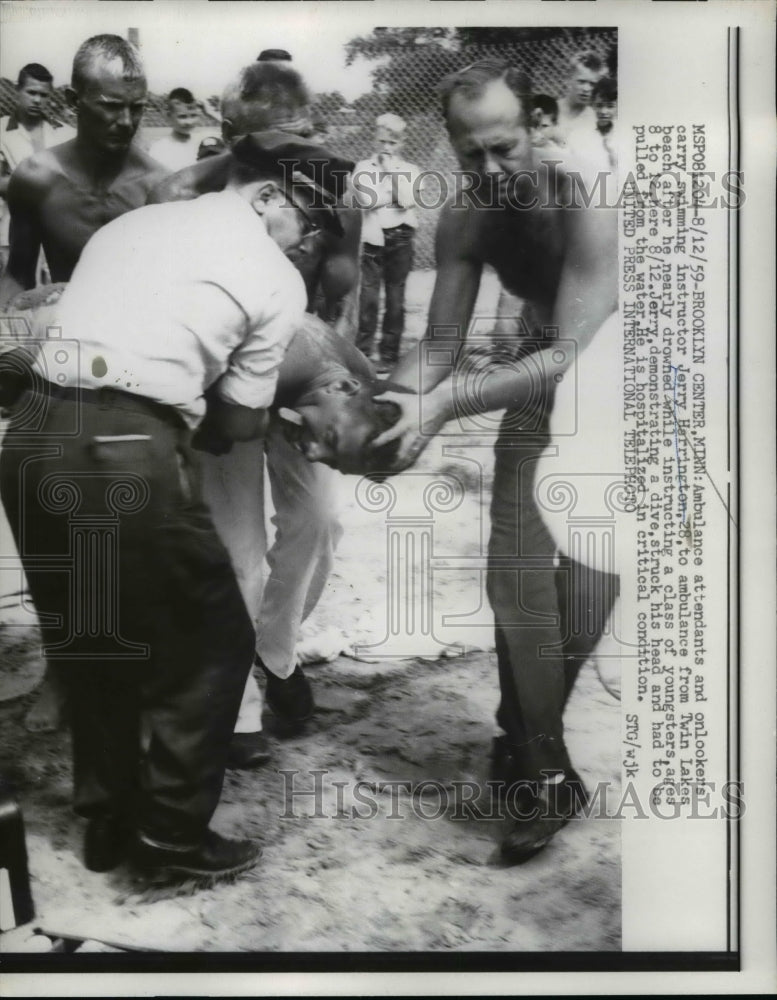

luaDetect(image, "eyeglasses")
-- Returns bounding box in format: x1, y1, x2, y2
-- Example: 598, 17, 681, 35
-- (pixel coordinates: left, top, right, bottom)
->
285, 190, 322, 244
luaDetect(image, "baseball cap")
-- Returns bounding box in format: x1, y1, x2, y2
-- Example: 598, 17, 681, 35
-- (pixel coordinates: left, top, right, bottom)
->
232, 130, 354, 236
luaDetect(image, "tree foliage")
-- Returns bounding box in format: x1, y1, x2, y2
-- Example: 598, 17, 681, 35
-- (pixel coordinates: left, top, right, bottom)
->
344, 27, 455, 65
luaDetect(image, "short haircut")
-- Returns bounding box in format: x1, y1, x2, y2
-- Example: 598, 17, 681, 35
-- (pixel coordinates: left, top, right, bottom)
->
168, 87, 196, 106
569, 49, 604, 76
17, 63, 53, 89
257, 49, 292, 62
71, 34, 145, 93
222, 61, 310, 133
376, 112, 406, 135
359, 400, 402, 480
531, 93, 558, 122
439, 59, 532, 124
592, 76, 617, 103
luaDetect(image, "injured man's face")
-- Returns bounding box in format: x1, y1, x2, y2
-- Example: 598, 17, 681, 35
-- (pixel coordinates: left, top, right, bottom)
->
278, 378, 400, 475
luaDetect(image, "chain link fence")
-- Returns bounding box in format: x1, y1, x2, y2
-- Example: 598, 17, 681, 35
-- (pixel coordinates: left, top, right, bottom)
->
318, 28, 616, 268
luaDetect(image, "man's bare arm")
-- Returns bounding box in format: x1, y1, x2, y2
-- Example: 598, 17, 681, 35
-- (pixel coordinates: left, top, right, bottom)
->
0, 160, 48, 307
421, 201, 617, 420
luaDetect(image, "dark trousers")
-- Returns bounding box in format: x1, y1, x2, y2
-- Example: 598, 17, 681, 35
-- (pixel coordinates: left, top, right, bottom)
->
357, 225, 414, 364
486, 403, 619, 780
0, 386, 254, 846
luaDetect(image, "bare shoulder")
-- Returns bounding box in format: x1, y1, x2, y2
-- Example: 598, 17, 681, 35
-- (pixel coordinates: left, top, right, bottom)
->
7, 147, 66, 204
436, 197, 485, 262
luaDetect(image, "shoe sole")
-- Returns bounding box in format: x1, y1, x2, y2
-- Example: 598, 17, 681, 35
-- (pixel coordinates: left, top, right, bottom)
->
500, 817, 569, 865
226, 758, 271, 770
225, 754, 272, 770
142, 849, 262, 884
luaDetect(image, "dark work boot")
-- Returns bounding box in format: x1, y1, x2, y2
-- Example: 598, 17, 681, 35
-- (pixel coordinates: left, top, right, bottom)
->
499, 771, 590, 865
84, 814, 132, 873
489, 735, 589, 865
130, 828, 262, 883
258, 657, 314, 726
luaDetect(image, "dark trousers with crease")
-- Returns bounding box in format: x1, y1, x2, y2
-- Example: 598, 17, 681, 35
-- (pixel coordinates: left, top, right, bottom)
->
0, 385, 254, 846
356, 224, 414, 364
487, 391, 619, 780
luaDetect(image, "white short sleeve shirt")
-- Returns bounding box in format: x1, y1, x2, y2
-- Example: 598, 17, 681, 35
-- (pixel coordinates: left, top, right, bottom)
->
35, 190, 306, 427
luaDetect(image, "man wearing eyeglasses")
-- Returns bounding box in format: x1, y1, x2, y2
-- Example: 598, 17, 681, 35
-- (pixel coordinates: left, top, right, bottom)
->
149, 61, 361, 767
0, 131, 348, 885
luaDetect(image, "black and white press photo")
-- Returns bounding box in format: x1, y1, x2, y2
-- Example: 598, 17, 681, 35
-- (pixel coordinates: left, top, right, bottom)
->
0, 1, 774, 996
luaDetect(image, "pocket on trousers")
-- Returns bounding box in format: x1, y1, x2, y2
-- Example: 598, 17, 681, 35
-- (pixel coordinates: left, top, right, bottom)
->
88, 436, 157, 515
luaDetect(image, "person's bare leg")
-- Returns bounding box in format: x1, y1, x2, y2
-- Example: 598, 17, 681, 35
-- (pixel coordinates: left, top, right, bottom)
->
25, 664, 66, 732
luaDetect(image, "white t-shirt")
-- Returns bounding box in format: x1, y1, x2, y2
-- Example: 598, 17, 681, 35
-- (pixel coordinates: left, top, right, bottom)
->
351, 155, 421, 246
147, 133, 202, 172
556, 102, 607, 167
35, 190, 306, 427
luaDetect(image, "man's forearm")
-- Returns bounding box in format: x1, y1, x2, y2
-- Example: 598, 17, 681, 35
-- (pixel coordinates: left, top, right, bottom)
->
428, 345, 563, 424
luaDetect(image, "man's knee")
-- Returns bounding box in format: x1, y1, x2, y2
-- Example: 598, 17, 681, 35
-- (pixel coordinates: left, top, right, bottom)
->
289, 502, 342, 546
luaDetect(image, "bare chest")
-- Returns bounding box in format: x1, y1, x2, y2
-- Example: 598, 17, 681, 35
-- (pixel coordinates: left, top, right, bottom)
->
39, 172, 151, 271
483, 206, 566, 308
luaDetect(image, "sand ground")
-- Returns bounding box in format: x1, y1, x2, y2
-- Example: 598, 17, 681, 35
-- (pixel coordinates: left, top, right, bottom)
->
0, 270, 621, 954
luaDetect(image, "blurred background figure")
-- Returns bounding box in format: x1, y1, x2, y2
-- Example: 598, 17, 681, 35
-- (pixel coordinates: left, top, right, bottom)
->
0, 63, 75, 278
592, 75, 618, 169
352, 112, 420, 372
148, 87, 201, 171
556, 49, 606, 161
529, 93, 563, 151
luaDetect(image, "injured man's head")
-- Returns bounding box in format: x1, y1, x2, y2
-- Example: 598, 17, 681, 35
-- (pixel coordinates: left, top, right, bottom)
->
275, 316, 403, 477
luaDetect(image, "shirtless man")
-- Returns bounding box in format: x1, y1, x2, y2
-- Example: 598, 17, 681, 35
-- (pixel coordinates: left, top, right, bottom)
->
374, 59, 618, 863
0, 34, 167, 731
0, 34, 167, 306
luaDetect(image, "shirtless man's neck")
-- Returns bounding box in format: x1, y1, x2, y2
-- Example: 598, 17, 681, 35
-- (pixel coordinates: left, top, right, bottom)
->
70, 134, 137, 184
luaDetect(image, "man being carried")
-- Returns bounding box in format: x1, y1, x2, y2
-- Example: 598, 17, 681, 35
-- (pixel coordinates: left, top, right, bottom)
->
0, 132, 346, 885
372, 59, 618, 863
149, 61, 360, 767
